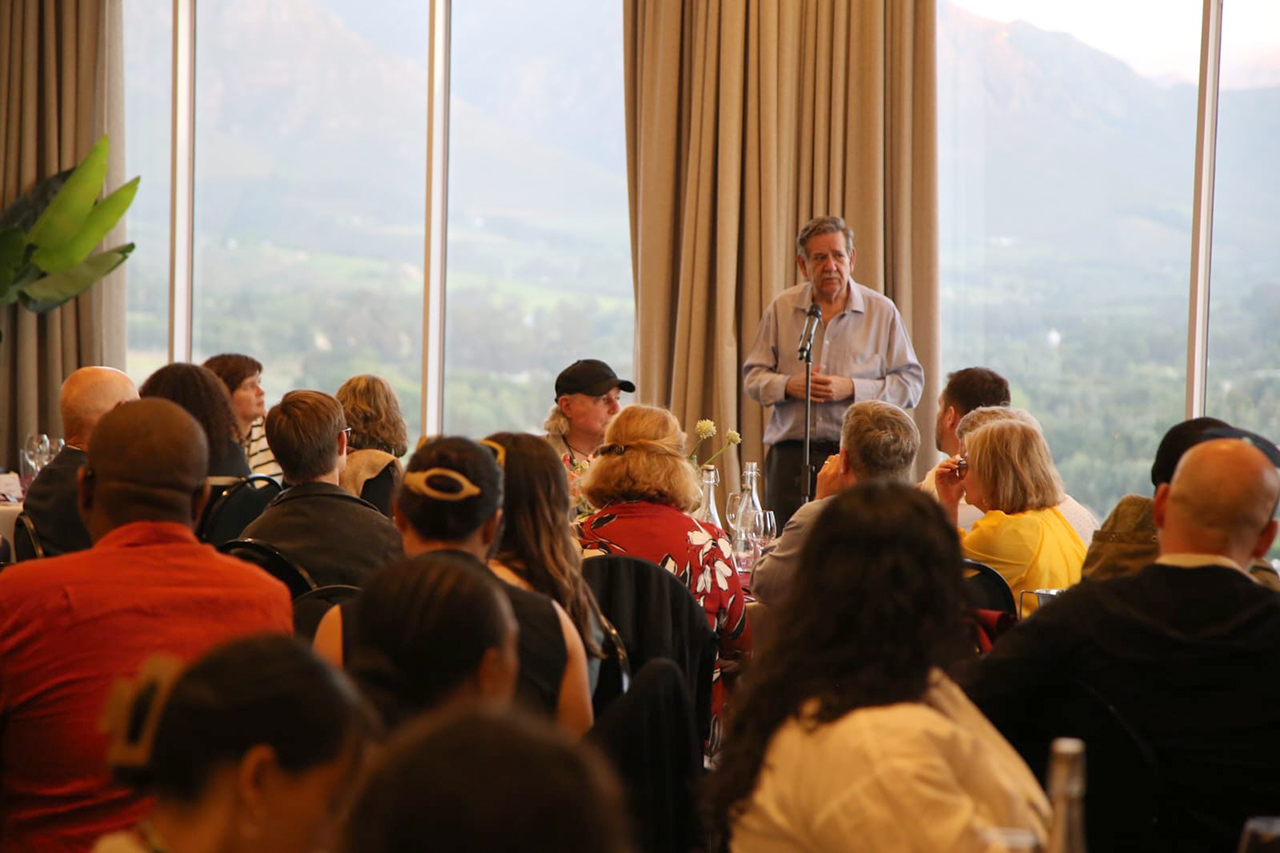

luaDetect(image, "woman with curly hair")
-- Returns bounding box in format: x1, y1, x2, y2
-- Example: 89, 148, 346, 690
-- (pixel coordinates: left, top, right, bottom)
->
575, 405, 751, 753
139, 363, 250, 478
705, 483, 1048, 851
335, 374, 409, 516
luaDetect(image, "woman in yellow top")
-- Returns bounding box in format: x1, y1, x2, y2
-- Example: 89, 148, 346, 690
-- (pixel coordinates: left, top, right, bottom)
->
936, 417, 1085, 604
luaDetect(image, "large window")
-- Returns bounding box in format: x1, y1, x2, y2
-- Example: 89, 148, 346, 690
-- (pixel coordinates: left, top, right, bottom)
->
188, 1, 428, 433
122, 0, 172, 386
442, 0, 634, 437
937, 0, 1205, 520
1207, 1, 1280, 440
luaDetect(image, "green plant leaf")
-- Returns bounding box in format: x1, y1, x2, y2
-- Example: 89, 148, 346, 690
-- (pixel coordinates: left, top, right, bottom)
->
26, 135, 110, 249
18, 242, 134, 312
0, 226, 24, 272
0, 168, 73, 232
31, 177, 139, 273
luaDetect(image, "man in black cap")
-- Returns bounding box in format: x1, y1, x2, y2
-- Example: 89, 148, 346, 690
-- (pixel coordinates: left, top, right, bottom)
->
542, 359, 635, 468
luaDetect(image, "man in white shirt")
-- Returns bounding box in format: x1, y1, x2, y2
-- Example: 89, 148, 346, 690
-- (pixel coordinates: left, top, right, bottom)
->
919, 367, 1011, 528
743, 216, 923, 526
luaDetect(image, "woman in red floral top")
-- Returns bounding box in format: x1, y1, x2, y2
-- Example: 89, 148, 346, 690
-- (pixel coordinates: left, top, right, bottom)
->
575, 405, 752, 754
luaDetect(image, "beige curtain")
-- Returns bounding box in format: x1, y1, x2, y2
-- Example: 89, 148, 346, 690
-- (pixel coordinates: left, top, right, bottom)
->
0, 0, 127, 468
625, 0, 940, 489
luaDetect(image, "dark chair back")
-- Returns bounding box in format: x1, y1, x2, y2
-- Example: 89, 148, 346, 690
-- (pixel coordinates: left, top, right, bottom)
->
198, 475, 281, 545
582, 555, 717, 739
218, 538, 316, 598
13, 513, 44, 562
292, 583, 361, 641
0, 535, 10, 566
963, 559, 1016, 614
588, 659, 703, 853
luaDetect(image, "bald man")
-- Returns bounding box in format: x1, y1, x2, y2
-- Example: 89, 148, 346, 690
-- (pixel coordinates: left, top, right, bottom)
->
959, 437, 1280, 852
22, 366, 138, 556
0, 399, 291, 853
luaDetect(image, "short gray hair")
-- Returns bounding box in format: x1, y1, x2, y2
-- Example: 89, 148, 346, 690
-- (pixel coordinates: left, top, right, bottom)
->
840, 401, 919, 484
796, 216, 854, 258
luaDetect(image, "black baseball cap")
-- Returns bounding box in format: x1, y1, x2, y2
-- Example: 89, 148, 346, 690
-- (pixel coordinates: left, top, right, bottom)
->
554, 359, 635, 399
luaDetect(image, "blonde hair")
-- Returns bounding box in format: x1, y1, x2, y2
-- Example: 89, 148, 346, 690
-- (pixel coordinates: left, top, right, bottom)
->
955, 405, 1040, 442
542, 404, 570, 436
336, 374, 409, 458
580, 405, 701, 512
965, 419, 1063, 514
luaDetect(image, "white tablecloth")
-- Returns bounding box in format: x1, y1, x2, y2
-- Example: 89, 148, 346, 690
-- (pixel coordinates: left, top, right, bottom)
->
0, 502, 21, 545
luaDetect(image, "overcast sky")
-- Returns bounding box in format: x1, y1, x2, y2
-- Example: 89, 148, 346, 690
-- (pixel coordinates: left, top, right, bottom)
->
952, 0, 1279, 89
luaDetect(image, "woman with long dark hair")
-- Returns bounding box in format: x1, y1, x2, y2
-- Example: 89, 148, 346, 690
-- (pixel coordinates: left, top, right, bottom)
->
705, 483, 1048, 851
485, 432, 604, 682
139, 363, 250, 478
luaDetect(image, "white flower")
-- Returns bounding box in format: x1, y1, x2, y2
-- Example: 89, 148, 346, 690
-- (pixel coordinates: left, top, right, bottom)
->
712, 558, 733, 591
695, 419, 716, 439
726, 429, 742, 445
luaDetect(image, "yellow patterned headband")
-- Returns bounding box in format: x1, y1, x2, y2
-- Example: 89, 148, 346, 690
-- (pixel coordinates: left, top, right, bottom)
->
402, 468, 483, 501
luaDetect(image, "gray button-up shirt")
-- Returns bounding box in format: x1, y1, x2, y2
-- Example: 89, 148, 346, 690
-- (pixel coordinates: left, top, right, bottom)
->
743, 279, 924, 445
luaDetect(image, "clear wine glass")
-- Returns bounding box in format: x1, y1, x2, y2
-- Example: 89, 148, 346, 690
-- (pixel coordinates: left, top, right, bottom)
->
1237, 817, 1280, 853
724, 492, 746, 532
752, 510, 777, 553
731, 525, 758, 575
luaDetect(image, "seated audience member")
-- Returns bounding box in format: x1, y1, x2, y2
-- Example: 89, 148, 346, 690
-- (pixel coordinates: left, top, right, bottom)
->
242, 390, 403, 586
753, 400, 919, 606
707, 483, 1049, 851
576, 405, 751, 754
313, 437, 593, 737
919, 367, 1011, 529
335, 374, 409, 517
936, 418, 1086, 603
139, 363, 251, 478
202, 353, 282, 479
956, 406, 1098, 543
959, 437, 1280, 852
23, 366, 138, 556
485, 432, 605, 689
94, 635, 372, 853
340, 709, 632, 853
347, 552, 519, 729
0, 399, 292, 853
1077, 416, 1280, 588
544, 358, 635, 469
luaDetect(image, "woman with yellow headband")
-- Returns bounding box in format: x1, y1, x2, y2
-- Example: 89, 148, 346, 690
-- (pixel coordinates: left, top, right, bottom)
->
313, 436, 594, 738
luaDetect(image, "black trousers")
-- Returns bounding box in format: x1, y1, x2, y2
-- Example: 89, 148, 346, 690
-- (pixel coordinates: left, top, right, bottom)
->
763, 439, 841, 528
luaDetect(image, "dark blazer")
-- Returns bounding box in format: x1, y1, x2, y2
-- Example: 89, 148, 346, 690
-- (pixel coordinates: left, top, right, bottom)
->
959, 561, 1280, 853
22, 446, 91, 556
241, 481, 403, 587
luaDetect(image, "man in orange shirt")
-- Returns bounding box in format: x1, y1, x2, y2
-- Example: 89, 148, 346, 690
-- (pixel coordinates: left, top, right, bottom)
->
0, 399, 292, 853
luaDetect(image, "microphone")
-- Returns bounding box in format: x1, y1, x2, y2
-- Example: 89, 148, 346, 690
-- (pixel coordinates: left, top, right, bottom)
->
797, 304, 822, 360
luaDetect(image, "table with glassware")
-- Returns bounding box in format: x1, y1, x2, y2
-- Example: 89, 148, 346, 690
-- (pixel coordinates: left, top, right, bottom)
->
4, 433, 63, 547
694, 460, 777, 601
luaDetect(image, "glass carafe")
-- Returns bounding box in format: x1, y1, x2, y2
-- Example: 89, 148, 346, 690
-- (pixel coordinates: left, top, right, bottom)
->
692, 464, 723, 529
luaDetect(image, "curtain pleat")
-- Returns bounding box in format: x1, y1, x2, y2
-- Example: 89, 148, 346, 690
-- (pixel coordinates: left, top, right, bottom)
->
625, 0, 941, 490
0, 0, 126, 468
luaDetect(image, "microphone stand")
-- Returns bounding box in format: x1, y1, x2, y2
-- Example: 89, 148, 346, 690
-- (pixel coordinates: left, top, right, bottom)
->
801, 342, 815, 504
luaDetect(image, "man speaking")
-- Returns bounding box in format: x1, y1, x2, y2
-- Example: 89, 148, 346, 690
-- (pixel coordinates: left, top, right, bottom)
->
743, 216, 923, 525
